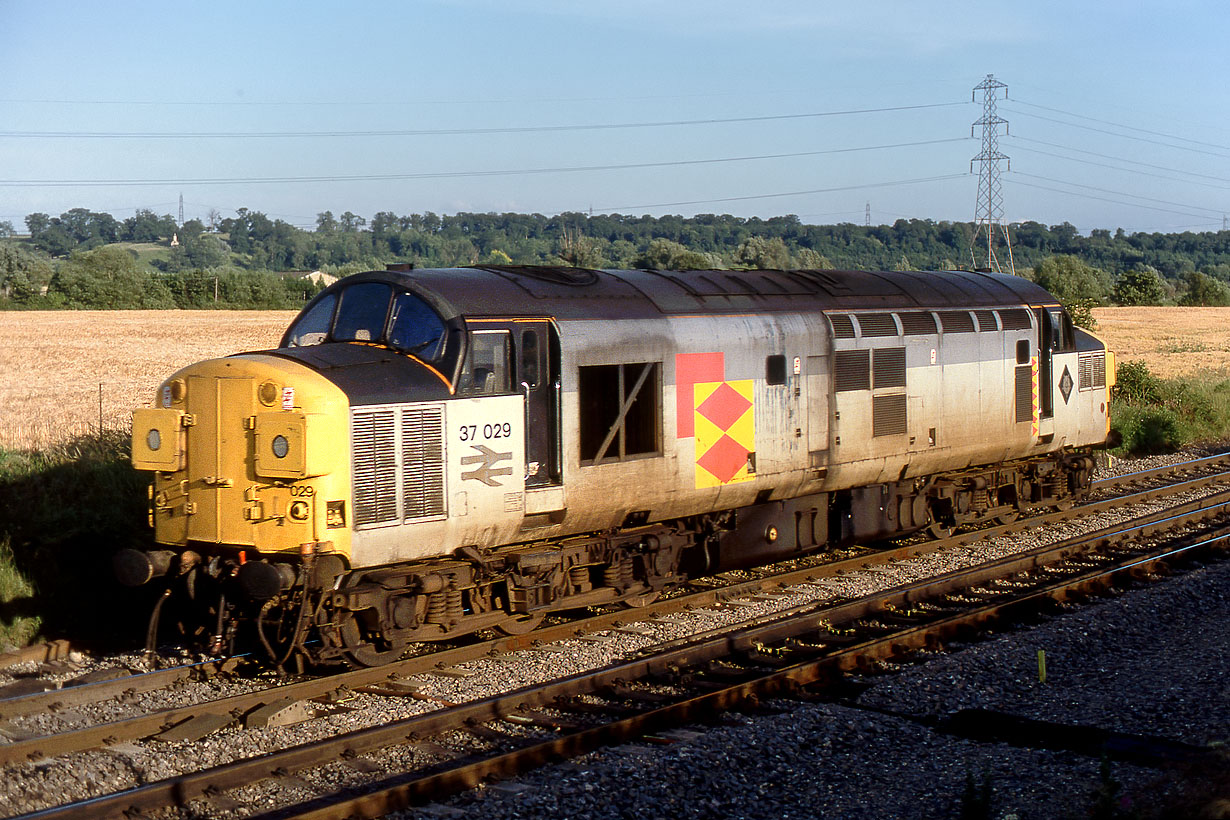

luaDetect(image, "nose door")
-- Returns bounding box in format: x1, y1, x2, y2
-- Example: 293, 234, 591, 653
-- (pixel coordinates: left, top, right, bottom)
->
185, 376, 255, 546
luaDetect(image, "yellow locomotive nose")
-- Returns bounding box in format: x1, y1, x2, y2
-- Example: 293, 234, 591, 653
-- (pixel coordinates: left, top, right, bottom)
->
132, 353, 352, 562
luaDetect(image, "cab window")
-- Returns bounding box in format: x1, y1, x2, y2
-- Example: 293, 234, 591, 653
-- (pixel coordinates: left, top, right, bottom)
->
333, 282, 393, 342
284, 282, 450, 365
460, 330, 511, 394
388, 291, 447, 360
287, 292, 337, 347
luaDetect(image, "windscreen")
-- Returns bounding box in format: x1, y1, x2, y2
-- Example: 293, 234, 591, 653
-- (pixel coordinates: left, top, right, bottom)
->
284, 282, 448, 365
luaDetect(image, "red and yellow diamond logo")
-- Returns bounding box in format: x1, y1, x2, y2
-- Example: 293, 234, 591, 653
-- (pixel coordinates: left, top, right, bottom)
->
694, 379, 754, 488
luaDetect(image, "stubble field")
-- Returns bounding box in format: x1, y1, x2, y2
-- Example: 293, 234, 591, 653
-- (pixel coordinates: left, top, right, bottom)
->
0, 306, 1227, 449
0, 310, 296, 448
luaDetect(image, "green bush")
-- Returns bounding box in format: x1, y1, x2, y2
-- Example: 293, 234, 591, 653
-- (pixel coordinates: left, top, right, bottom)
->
1111, 360, 1230, 455
1114, 406, 1182, 454
1113, 360, 1163, 405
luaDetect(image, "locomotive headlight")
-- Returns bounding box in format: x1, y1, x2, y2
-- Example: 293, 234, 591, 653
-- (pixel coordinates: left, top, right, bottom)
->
146, 429, 162, 451
289, 500, 310, 521
271, 435, 290, 459
258, 380, 280, 407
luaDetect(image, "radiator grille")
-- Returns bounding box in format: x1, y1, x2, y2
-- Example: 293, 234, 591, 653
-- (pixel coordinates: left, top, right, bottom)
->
974, 310, 999, 332
939, 310, 976, 333
855, 312, 898, 337
828, 314, 855, 339
872, 394, 907, 437
834, 350, 871, 392
353, 410, 399, 526
872, 347, 907, 388
899, 311, 937, 335
402, 407, 447, 520
1000, 309, 1033, 331
1015, 365, 1034, 423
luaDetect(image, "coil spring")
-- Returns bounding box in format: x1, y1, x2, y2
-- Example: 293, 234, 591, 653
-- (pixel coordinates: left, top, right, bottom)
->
602, 558, 634, 590
446, 586, 464, 622
425, 592, 447, 624
570, 565, 591, 592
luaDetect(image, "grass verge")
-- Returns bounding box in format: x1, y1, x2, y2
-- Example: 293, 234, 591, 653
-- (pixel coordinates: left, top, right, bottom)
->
0, 429, 153, 651
1112, 361, 1230, 454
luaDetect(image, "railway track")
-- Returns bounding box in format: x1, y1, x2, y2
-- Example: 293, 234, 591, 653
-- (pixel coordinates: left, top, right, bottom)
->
2, 451, 1229, 819
5, 450, 1229, 727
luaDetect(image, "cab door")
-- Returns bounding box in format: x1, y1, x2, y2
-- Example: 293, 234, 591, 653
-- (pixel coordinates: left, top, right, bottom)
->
517, 321, 561, 488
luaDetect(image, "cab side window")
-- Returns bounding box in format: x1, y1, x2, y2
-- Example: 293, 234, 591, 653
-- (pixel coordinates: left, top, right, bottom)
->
460, 330, 512, 394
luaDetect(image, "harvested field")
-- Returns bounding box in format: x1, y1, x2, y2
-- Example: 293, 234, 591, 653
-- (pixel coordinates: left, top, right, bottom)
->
0, 310, 295, 449
0, 306, 1227, 450
1091, 306, 1230, 380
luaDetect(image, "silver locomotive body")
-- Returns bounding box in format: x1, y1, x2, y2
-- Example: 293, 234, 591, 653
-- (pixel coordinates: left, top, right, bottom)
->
128, 266, 1113, 666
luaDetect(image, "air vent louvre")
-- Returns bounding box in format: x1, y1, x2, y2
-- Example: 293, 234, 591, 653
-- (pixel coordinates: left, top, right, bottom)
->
872, 347, 907, 389
872, 394, 907, 437
403, 407, 447, 520
856, 313, 898, 337
353, 410, 399, 526
834, 350, 871, 392
939, 311, 976, 333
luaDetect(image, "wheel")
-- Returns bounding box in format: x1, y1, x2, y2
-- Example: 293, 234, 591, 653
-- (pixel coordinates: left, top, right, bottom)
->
926, 521, 954, 539
620, 589, 660, 608
336, 610, 409, 667
992, 510, 1020, 526
493, 611, 545, 636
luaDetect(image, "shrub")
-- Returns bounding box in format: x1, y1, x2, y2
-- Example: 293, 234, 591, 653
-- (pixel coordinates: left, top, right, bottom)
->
1115, 406, 1182, 454
1113, 360, 1162, 405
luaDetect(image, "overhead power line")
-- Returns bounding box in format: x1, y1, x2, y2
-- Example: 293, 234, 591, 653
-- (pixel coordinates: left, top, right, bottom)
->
0, 101, 967, 140
593, 173, 967, 212
1012, 100, 1230, 152
0, 137, 971, 187
1007, 136, 1230, 187
1006, 178, 1217, 222
1003, 107, 1230, 160
1012, 172, 1225, 216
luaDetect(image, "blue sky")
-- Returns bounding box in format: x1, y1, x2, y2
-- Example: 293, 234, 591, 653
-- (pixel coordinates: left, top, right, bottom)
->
2, 0, 1227, 234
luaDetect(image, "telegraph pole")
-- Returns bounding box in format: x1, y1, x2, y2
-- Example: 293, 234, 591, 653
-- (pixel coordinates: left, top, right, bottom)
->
970, 74, 1015, 274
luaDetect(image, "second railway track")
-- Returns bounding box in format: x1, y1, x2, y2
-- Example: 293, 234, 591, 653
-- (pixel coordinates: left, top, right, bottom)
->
2, 451, 1228, 819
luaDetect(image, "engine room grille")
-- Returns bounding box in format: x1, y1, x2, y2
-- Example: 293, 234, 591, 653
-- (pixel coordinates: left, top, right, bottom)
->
352, 410, 399, 526
898, 311, 937, 335
939, 310, 976, 333
828, 314, 855, 339
834, 350, 871, 392
872, 394, 907, 437
999, 309, 1033, 331
402, 407, 447, 520
1014, 365, 1034, 423
872, 347, 906, 389
855, 313, 898, 337
974, 310, 999, 332
353, 405, 447, 527
1078, 353, 1107, 390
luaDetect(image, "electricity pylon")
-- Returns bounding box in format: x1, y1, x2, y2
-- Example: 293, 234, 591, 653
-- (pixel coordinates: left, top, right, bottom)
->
970, 74, 1015, 274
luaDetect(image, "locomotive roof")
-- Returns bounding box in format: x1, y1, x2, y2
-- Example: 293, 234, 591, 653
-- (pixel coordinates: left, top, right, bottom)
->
327, 266, 1059, 322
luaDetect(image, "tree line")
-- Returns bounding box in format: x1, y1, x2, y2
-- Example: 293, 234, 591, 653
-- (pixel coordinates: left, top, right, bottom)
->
2, 207, 1229, 310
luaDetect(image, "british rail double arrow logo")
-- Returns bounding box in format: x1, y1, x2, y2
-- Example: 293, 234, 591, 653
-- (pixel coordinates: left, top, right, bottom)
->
461, 444, 514, 487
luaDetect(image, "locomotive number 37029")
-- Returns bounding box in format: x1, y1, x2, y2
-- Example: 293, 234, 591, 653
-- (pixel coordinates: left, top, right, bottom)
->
459, 421, 512, 442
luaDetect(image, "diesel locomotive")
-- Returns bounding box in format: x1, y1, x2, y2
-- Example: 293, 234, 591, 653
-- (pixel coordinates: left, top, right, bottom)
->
121, 266, 1115, 668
